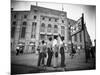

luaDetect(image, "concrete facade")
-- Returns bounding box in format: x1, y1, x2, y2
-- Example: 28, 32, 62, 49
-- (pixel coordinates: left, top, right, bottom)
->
11, 5, 68, 53
11, 5, 92, 53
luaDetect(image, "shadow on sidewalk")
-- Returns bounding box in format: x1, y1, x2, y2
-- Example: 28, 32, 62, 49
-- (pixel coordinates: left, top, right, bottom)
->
11, 64, 46, 74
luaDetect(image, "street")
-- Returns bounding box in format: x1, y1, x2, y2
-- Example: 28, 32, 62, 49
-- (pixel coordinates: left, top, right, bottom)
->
11, 50, 95, 74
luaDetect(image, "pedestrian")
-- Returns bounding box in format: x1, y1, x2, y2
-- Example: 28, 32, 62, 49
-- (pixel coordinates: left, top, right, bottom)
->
44, 42, 47, 66
70, 43, 76, 59
37, 40, 46, 66
90, 46, 95, 58
46, 37, 53, 67
16, 46, 20, 55
20, 46, 24, 54
33, 43, 35, 53
37, 42, 41, 54
77, 46, 81, 55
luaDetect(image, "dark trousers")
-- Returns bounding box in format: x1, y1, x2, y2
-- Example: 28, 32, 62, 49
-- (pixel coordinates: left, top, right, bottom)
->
91, 48, 95, 58
60, 47, 65, 67
38, 53, 44, 66
85, 49, 91, 63
47, 48, 53, 66
16, 49, 19, 55
61, 54, 65, 67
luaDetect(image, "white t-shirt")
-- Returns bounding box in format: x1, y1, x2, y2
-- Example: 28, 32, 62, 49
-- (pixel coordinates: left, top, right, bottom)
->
53, 39, 57, 47
57, 36, 63, 45
16, 46, 20, 50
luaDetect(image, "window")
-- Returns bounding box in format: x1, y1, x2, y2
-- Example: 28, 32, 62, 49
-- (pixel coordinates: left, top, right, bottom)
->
31, 22, 37, 38
49, 18, 51, 21
61, 26, 65, 29
41, 23, 45, 27
54, 25, 58, 33
42, 17, 45, 20
40, 23, 45, 32
54, 25, 58, 29
33, 34, 36, 38
34, 16, 37, 19
23, 22, 27, 26
32, 22, 37, 26
40, 34, 45, 40
31, 34, 36, 38
80, 32, 82, 42
47, 24, 52, 33
61, 26, 65, 36
68, 22, 70, 25
55, 19, 57, 22
11, 26, 16, 38
74, 34, 77, 42
62, 20, 64, 23
12, 21, 16, 25
34, 9, 38, 13
21, 27, 26, 38
24, 15, 27, 19
14, 15, 17, 19
48, 24, 51, 28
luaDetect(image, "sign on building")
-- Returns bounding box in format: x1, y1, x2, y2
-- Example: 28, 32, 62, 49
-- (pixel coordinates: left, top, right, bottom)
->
71, 17, 82, 36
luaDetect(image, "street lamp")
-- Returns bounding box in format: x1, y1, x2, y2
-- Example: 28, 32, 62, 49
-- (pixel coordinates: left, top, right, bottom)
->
30, 42, 35, 53
69, 25, 73, 52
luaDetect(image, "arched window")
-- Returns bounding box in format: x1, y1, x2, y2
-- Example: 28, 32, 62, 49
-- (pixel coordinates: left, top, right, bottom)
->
47, 24, 52, 33
23, 21, 27, 26
54, 25, 58, 29
61, 26, 65, 30
41, 23, 45, 27
54, 25, 58, 33
20, 21, 27, 38
40, 23, 45, 32
48, 24, 51, 28
61, 26, 65, 36
21, 27, 26, 38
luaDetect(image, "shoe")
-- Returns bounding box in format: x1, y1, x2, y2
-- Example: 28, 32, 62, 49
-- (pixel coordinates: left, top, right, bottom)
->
61, 64, 66, 67
53, 67, 57, 68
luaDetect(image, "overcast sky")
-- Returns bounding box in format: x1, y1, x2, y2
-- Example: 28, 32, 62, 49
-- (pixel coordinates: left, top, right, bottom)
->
11, 0, 96, 45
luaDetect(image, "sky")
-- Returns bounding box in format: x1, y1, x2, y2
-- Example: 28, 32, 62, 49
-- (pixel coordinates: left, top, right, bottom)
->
11, 0, 96, 45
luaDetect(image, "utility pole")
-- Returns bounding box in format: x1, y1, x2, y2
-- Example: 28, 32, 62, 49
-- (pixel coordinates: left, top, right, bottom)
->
36, 1, 38, 6
82, 13, 87, 63
62, 4, 64, 11
69, 25, 73, 55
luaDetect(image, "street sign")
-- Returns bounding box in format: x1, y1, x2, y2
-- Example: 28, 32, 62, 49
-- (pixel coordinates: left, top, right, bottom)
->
71, 17, 82, 36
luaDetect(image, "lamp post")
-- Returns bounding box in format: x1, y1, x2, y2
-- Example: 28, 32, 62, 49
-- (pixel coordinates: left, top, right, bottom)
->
82, 13, 87, 63
69, 25, 73, 53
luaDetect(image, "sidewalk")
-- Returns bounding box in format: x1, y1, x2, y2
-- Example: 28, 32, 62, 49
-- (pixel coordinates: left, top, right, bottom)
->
11, 51, 95, 74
